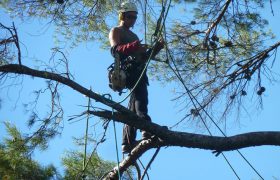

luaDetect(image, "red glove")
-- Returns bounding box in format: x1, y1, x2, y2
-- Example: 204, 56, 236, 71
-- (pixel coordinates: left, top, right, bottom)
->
116, 40, 141, 55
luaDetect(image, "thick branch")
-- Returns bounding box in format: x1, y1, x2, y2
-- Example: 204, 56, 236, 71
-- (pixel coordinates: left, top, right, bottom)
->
105, 138, 162, 180
92, 110, 280, 152
0, 64, 132, 115
96, 109, 280, 179
0, 38, 15, 45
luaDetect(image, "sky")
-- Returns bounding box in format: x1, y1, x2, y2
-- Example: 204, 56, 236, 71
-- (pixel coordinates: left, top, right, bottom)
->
1, 1, 280, 180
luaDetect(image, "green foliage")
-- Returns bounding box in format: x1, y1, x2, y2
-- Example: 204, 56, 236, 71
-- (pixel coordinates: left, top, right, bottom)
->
145, 0, 277, 124
61, 136, 136, 180
62, 150, 115, 179
164, 2, 271, 81
140, 1, 275, 94
172, 0, 197, 3
1, 0, 117, 48
0, 122, 59, 180
0, 124, 134, 180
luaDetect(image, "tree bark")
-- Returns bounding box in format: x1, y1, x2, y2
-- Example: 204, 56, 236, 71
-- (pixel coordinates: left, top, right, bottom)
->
91, 110, 280, 151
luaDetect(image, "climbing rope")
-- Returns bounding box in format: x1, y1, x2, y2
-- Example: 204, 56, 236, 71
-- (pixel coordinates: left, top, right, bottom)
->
167, 55, 242, 179
80, 2, 170, 179
97, 3, 171, 179
81, 89, 91, 179
82, 1, 263, 179
116, 0, 169, 105
80, 93, 122, 180
140, 147, 161, 180
111, 97, 122, 180
158, 1, 264, 177
166, 46, 264, 179
100, 93, 122, 179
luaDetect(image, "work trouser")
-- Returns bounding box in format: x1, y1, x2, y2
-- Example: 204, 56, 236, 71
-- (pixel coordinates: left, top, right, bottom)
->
122, 76, 151, 146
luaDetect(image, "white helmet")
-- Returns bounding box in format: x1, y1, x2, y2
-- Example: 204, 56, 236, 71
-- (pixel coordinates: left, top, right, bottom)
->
119, 1, 138, 13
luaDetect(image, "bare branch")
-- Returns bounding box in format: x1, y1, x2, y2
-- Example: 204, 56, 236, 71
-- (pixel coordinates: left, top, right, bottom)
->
204, 0, 232, 40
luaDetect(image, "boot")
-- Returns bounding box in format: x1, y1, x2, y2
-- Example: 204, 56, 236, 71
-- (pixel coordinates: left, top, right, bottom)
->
141, 131, 152, 140
122, 141, 138, 154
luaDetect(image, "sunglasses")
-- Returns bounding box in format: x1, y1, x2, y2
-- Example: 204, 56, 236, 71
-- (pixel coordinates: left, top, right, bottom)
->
125, 14, 137, 20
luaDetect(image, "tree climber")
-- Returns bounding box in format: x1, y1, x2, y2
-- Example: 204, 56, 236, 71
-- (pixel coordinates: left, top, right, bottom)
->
108, 1, 164, 154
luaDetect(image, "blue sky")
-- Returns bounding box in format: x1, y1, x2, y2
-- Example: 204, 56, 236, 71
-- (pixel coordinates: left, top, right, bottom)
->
1, 1, 280, 179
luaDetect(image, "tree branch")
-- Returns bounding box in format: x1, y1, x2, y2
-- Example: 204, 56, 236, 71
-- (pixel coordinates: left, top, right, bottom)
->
105, 138, 162, 180
1, 64, 280, 150
0, 64, 131, 115
92, 110, 280, 151
94, 109, 280, 179
2, 64, 280, 180
204, 0, 232, 39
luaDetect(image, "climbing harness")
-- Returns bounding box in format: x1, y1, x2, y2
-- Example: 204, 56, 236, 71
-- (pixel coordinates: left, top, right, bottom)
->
108, 53, 148, 96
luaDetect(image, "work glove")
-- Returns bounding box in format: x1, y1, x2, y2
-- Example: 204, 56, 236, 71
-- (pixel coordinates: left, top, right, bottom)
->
143, 38, 165, 60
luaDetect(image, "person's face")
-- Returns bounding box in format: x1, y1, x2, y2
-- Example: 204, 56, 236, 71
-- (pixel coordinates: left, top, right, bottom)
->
123, 11, 137, 28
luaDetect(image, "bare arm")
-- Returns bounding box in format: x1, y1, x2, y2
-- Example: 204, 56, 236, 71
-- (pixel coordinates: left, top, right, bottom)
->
109, 27, 121, 47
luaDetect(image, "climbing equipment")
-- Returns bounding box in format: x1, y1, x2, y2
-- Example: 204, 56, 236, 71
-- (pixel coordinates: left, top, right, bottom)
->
108, 53, 127, 95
